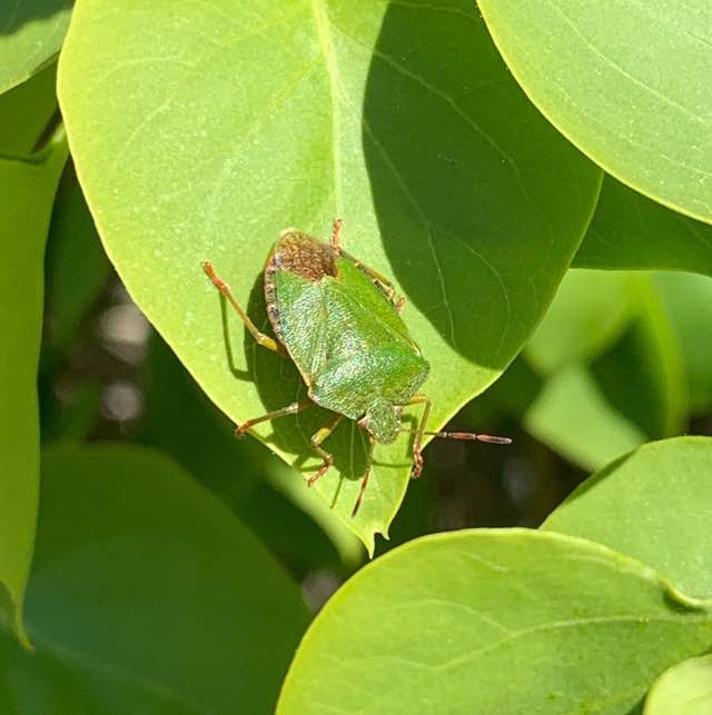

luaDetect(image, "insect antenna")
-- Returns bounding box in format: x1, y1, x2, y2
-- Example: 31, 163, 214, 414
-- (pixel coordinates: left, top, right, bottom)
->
400, 427, 512, 445
427, 430, 511, 445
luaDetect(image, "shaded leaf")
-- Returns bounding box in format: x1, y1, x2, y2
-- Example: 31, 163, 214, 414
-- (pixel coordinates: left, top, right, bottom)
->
58, 0, 600, 549
524, 274, 686, 471
278, 529, 712, 714
0, 70, 66, 644
478, 1, 712, 222
44, 160, 110, 350
40, 378, 102, 445
575, 178, 712, 276
654, 272, 712, 415
526, 269, 634, 374
141, 335, 362, 569
29, 444, 310, 715
525, 364, 645, 473
0, 629, 202, 715
589, 276, 686, 439
0, 1, 72, 96
544, 437, 712, 601
0, 63, 57, 153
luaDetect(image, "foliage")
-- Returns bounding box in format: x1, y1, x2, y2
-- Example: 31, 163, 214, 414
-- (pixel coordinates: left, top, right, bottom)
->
0, 1, 72, 96
56, 0, 600, 549
477, 1, 712, 222
279, 527, 712, 714
0, 67, 66, 645
644, 655, 712, 715
0, 1, 710, 713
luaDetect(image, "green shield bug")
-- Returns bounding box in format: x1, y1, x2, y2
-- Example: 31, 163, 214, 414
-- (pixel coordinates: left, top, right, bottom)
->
203, 219, 510, 516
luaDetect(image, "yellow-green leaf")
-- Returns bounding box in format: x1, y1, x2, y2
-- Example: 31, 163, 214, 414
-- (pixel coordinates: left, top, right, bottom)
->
478, 1, 712, 223
278, 529, 712, 714
58, 0, 600, 551
645, 655, 712, 715
544, 437, 712, 600
0, 70, 66, 645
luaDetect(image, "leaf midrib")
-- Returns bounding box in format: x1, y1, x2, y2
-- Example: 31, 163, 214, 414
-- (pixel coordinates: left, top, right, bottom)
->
310, 0, 342, 213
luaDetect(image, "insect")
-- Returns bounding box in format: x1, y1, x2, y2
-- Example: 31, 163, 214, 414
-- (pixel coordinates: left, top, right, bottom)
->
203, 219, 510, 516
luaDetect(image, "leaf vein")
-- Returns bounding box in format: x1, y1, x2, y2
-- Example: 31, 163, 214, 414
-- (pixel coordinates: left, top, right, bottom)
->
546, 0, 705, 123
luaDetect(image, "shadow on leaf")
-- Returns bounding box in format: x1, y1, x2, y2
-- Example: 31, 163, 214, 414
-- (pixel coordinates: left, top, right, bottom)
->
363, 1, 599, 366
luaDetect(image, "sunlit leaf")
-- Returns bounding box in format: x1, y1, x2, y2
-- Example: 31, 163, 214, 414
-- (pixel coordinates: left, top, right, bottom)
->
478, 1, 712, 222
644, 654, 712, 715
58, 0, 600, 549
544, 437, 712, 600
278, 529, 712, 714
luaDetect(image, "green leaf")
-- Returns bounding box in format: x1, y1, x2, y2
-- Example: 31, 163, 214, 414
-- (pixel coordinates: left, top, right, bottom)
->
477, 2, 712, 223
0, 71, 66, 645
524, 273, 686, 471
644, 655, 712, 715
40, 378, 102, 445
0, 63, 57, 153
575, 178, 712, 276
0, 629, 202, 715
654, 272, 712, 415
28, 444, 310, 715
544, 437, 712, 601
141, 335, 363, 569
0, 1, 72, 96
44, 161, 110, 350
526, 269, 635, 374
589, 276, 686, 440
591, 275, 688, 439
58, 0, 600, 550
525, 364, 646, 473
277, 529, 712, 714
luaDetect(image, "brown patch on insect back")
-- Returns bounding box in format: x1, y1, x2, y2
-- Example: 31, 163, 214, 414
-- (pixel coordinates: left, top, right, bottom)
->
269, 230, 338, 281
264, 231, 337, 344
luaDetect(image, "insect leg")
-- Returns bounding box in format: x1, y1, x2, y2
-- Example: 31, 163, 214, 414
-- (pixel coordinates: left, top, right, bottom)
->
202, 261, 285, 353
352, 257, 406, 312
406, 394, 431, 479
400, 396, 511, 472
235, 400, 311, 437
351, 436, 375, 517
329, 219, 405, 309
307, 414, 343, 486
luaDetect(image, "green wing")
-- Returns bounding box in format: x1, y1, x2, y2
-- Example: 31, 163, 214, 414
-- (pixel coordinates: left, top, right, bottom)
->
332, 257, 413, 345
272, 254, 420, 387
271, 272, 329, 383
